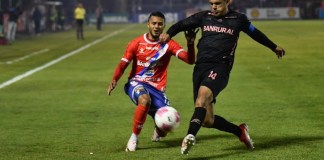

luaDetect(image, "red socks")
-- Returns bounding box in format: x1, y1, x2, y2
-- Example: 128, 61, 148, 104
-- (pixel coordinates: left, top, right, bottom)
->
132, 105, 149, 135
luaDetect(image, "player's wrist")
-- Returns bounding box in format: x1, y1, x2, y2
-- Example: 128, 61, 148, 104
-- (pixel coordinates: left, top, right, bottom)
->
187, 41, 194, 45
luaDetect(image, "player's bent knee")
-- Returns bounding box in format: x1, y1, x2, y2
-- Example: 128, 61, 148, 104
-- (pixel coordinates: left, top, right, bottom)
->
202, 116, 214, 128
138, 94, 151, 106
202, 121, 213, 128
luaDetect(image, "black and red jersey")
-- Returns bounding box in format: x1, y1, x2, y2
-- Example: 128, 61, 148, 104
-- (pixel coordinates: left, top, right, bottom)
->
167, 10, 277, 69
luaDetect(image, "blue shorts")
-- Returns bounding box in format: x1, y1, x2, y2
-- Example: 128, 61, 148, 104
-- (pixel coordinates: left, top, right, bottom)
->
124, 80, 170, 117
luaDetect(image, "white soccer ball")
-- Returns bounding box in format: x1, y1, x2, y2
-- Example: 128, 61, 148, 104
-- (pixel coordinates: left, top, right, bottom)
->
154, 106, 180, 132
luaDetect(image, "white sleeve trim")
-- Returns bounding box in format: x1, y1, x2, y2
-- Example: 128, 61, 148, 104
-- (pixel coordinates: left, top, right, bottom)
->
175, 49, 185, 58
121, 58, 130, 63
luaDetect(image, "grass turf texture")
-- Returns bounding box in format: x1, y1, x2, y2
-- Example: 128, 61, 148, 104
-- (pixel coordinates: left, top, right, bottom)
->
0, 21, 323, 159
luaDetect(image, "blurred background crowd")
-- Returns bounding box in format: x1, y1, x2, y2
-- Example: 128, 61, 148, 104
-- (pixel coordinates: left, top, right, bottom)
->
0, 0, 323, 42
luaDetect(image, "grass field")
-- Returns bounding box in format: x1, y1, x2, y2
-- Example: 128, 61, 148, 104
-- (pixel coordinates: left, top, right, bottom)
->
0, 20, 323, 160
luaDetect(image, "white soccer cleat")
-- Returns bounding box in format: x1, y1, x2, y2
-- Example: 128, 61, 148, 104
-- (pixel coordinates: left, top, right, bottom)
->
151, 127, 167, 142
181, 134, 196, 155
239, 123, 254, 149
125, 139, 138, 152
151, 128, 161, 142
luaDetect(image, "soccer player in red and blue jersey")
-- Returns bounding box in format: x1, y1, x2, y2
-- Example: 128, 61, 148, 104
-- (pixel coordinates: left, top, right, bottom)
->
107, 11, 197, 152
160, 0, 285, 155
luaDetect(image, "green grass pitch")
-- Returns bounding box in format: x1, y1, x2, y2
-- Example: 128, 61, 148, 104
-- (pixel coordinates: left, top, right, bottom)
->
0, 20, 323, 159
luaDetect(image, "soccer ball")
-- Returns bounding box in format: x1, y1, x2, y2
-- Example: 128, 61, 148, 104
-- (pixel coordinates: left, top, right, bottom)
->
154, 106, 180, 132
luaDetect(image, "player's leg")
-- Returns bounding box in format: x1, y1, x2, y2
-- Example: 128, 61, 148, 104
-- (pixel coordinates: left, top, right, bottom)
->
7, 22, 13, 42
181, 86, 212, 155
124, 82, 151, 151
11, 22, 17, 41
76, 20, 83, 40
181, 66, 214, 155
80, 20, 84, 39
205, 111, 254, 149
201, 69, 254, 149
200, 73, 241, 134
76, 21, 79, 39
144, 84, 170, 141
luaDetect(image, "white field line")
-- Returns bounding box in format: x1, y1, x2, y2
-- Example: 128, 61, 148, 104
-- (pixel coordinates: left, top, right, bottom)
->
0, 26, 131, 89
0, 48, 50, 64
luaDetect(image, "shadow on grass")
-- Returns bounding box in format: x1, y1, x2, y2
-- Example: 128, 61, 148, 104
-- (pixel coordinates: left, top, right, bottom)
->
225, 135, 324, 151
138, 134, 230, 151
183, 135, 324, 160
132, 134, 324, 159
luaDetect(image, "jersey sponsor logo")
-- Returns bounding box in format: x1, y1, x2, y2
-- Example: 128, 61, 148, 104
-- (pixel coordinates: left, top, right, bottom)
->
203, 25, 234, 35
137, 60, 150, 67
132, 77, 161, 84
224, 16, 238, 19
146, 46, 159, 51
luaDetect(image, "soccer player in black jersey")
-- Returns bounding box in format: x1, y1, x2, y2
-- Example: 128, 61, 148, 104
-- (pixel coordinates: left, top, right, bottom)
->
159, 0, 285, 155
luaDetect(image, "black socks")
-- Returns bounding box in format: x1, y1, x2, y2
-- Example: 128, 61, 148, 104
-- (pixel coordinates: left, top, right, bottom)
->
212, 115, 242, 137
187, 107, 206, 136
187, 108, 242, 138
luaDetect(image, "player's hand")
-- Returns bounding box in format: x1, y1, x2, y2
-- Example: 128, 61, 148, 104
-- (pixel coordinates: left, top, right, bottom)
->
159, 33, 170, 43
107, 80, 117, 96
184, 28, 199, 45
273, 46, 285, 59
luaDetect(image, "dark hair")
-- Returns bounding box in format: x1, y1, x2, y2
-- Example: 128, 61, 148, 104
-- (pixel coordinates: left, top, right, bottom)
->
147, 11, 165, 22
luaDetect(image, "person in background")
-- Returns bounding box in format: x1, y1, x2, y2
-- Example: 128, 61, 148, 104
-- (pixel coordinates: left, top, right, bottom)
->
74, 2, 86, 40
50, 5, 57, 32
32, 5, 42, 36
96, 6, 103, 30
57, 9, 65, 31
6, 6, 22, 43
0, 8, 4, 37
159, 0, 285, 155
107, 11, 197, 152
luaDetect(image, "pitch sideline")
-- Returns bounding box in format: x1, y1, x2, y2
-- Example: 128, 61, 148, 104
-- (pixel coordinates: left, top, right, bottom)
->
0, 48, 50, 64
0, 26, 132, 89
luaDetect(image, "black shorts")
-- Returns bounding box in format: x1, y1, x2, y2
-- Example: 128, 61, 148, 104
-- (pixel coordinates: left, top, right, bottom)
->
193, 63, 231, 103
76, 19, 83, 27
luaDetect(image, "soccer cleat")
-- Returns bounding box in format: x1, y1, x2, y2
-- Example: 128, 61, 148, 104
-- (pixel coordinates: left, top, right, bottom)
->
239, 123, 254, 149
151, 127, 161, 142
125, 139, 138, 152
151, 127, 167, 142
181, 134, 196, 155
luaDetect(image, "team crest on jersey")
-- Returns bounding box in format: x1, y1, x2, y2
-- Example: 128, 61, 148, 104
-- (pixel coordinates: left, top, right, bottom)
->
134, 85, 144, 94
143, 69, 154, 77
139, 48, 145, 54
208, 12, 216, 16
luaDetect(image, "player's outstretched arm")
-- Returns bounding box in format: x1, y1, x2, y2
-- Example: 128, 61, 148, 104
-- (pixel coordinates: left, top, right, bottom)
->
107, 80, 117, 95
272, 46, 285, 59
107, 61, 129, 96
182, 28, 199, 64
